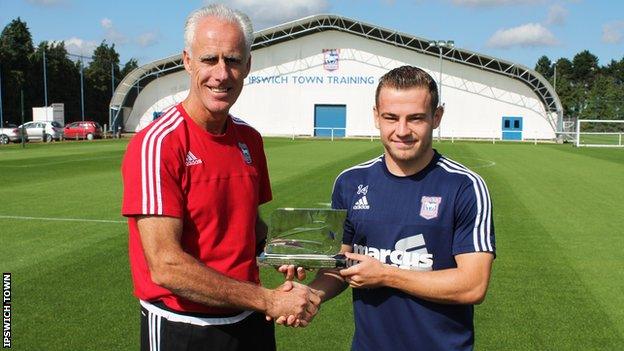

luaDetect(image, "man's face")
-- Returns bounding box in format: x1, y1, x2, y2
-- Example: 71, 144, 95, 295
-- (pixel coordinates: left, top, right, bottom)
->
374, 87, 442, 167
182, 16, 250, 118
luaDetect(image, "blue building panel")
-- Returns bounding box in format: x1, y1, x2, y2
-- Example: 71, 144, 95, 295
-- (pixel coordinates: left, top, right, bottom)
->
314, 105, 346, 137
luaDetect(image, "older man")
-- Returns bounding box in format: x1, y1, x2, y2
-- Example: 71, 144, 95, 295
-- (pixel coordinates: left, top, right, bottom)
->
121, 5, 319, 351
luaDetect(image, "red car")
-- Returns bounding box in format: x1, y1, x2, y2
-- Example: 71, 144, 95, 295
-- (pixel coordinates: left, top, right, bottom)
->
64, 121, 103, 140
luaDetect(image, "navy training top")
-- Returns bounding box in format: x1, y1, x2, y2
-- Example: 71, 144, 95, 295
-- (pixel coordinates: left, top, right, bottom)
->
332, 151, 496, 351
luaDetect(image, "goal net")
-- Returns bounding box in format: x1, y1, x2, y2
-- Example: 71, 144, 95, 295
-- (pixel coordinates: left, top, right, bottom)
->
576, 119, 624, 148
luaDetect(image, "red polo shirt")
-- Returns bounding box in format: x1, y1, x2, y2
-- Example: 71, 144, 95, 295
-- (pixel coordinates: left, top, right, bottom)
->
122, 103, 271, 314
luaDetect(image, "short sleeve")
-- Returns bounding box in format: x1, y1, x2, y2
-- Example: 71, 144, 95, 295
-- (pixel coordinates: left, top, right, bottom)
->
331, 175, 346, 210
121, 133, 184, 218
452, 176, 496, 256
256, 136, 272, 205
331, 175, 355, 245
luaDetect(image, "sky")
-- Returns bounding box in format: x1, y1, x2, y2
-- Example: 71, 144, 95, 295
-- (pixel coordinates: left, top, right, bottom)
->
1, 0, 623, 69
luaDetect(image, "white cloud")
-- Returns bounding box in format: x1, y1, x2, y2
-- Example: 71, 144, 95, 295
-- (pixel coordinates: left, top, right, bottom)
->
101, 18, 113, 30
208, 0, 330, 29
136, 31, 160, 47
602, 21, 624, 44
63, 37, 98, 58
546, 4, 568, 25
487, 23, 558, 48
451, 0, 542, 7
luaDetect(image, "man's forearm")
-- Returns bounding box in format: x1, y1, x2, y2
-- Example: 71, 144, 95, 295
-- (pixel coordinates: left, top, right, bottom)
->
150, 249, 271, 312
383, 267, 482, 304
138, 215, 318, 321
382, 254, 493, 305
309, 269, 348, 303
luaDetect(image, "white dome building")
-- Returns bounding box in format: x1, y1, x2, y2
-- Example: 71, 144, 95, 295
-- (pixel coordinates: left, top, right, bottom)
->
110, 15, 562, 141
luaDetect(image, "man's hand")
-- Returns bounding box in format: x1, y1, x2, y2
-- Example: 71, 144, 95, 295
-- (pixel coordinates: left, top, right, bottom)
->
339, 252, 388, 289
277, 265, 306, 281
265, 281, 321, 327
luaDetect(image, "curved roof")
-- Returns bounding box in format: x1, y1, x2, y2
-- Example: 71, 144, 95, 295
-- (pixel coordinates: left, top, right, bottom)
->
110, 14, 562, 116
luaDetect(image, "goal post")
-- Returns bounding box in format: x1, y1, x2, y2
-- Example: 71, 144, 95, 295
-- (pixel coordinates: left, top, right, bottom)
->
575, 119, 624, 148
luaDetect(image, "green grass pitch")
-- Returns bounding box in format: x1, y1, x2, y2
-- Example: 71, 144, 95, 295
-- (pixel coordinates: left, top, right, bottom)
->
1, 138, 623, 350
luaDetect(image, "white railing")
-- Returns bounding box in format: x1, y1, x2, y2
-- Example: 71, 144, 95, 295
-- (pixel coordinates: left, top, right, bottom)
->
312, 127, 347, 141
576, 119, 624, 148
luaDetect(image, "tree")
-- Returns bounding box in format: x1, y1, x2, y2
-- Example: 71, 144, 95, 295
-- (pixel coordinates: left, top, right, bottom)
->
121, 58, 139, 80
535, 55, 553, 81
0, 18, 34, 124
554, 58, 573, 79
603, 56, 624, 86
571, 50, 599, 84
30, 41, 82, 121
0, 18, 33, 73
84, 41, 120, 125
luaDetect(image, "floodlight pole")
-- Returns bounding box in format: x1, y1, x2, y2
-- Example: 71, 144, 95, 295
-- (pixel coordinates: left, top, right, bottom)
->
111, 62, 115, 99
43, 47, 49, 122
428, 39, 455, 140
553, 63, 557, 94
21, 89, 25, 149
110, 62, 115, 130
67, 52, 92, 122
43, 47, 48, 108
80, 58, 85, 121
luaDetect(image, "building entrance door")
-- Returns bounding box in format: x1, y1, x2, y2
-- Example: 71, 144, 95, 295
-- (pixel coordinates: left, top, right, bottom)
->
502, 116, 523, 140
314, 105, 346, 137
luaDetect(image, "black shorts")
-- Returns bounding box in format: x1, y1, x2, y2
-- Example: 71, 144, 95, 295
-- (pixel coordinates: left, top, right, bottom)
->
140, 301, 276, 351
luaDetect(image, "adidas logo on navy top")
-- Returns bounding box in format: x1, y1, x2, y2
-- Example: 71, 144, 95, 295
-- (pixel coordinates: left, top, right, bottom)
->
353, 195, 370, 210
185, 151, 202, 166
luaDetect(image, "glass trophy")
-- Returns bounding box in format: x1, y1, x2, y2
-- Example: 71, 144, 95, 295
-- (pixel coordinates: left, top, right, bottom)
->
257, 208, 348, 269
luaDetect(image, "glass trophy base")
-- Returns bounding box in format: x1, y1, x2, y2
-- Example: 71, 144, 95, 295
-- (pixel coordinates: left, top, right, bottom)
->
257, 253, 347, 269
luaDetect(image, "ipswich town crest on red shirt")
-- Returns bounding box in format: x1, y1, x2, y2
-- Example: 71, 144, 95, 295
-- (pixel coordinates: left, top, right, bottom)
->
323, 49, 340, 71
238, 142, 252, 164
420, 196, 442, 220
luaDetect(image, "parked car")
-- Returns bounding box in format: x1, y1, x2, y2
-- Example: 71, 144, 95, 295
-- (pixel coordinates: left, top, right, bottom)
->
19, 121, 64, 142
0, 123, 28, 144
63, 121, 103, 140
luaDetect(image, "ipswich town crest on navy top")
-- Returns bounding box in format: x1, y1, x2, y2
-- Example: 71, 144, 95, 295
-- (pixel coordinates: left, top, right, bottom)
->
323, 49, 340, 71
420, 196, 442, 220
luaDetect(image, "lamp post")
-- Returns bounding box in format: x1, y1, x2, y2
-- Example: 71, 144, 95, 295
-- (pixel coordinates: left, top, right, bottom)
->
66, 53, 91, 121
553, 63, 557, 94
43, 46, 48, 108
80, 58, 85, 121
553, 62, 563, 135
43, 46, 49, 122
428, 39, 454, 139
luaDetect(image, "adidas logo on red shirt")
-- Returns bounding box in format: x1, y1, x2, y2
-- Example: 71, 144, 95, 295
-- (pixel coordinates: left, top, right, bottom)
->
185, 151, 202, 166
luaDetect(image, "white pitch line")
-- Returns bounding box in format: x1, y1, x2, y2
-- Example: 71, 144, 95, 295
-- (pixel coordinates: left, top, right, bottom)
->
0, 215, 125, 224
472, 158, 496, 168
0, 155, 120, 168
451, 157, 496, 169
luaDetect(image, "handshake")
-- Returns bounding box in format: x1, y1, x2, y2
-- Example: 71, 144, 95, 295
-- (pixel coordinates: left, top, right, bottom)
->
264, 265, 323, 328
258, 208, 370, 327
